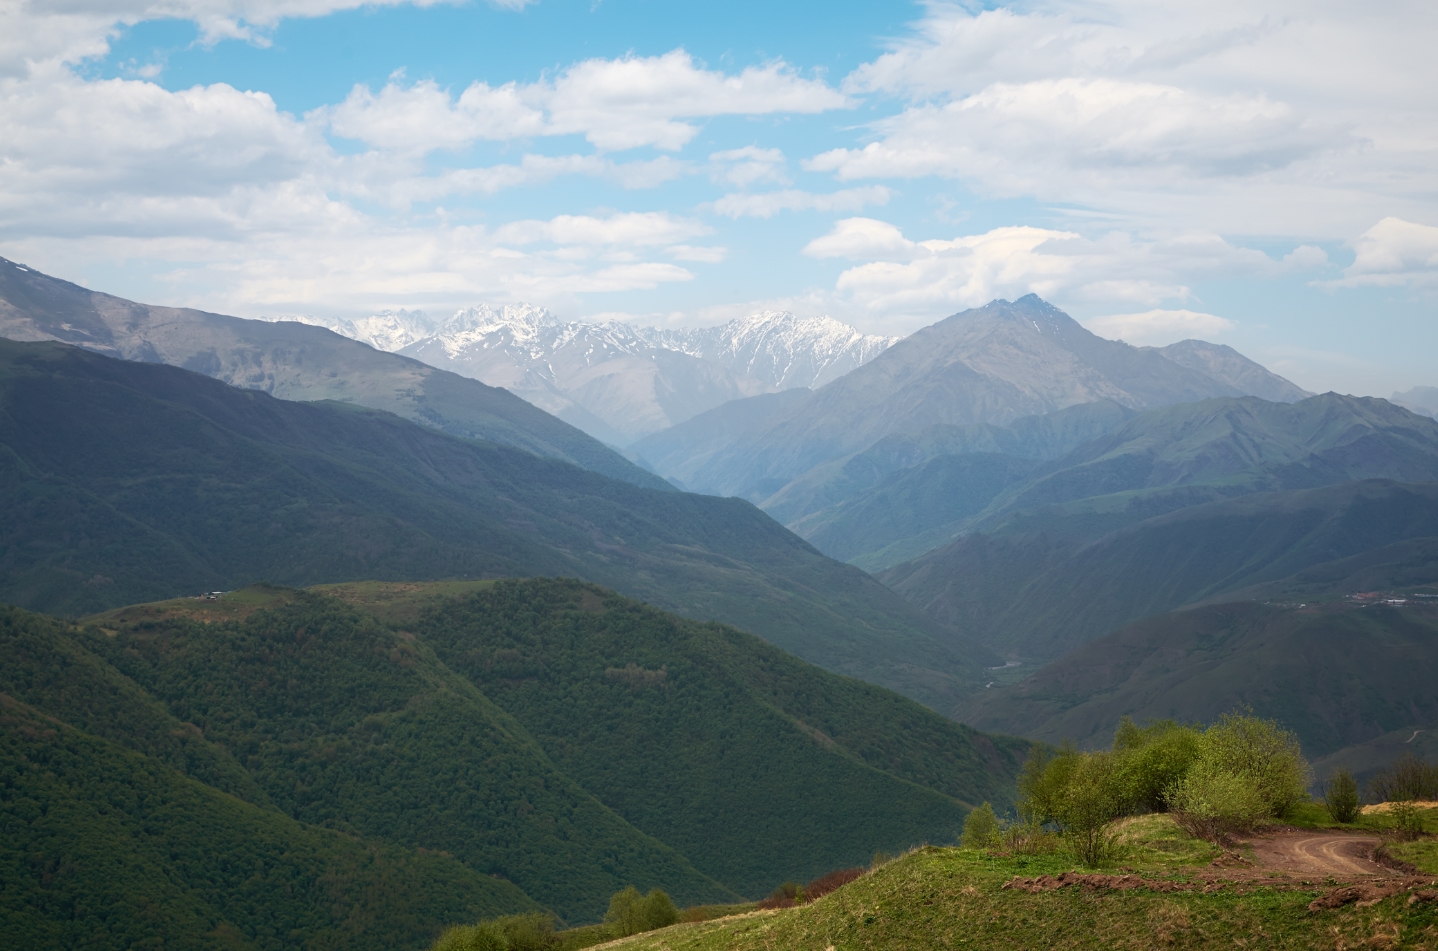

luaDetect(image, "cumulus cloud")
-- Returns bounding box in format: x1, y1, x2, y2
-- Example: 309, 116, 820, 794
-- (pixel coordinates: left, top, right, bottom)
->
1084, 309, 1236, 345
1332, 217, 1438, 288
708, 186, 891, 219
808, 78, 1338, 193
803, 217, 1294, 319
810, 2, 1438, 238
325, 50, 847, 154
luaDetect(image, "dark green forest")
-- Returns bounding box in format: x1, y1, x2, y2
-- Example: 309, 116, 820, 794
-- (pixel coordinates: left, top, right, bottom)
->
0, 580, 1027, 949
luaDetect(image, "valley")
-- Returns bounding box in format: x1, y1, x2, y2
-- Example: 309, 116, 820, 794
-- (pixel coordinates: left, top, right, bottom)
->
3, 263, 1437, 950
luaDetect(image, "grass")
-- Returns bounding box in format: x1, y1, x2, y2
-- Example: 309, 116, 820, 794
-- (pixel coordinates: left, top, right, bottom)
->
590, 842, 1438, 951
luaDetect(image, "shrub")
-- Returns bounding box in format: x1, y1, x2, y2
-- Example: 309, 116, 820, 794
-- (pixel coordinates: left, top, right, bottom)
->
1323, 767, 1362, 823
757, 882, 804, 909
1000, 820, 1061, 855
962, 802, 1002, 849
432, 923, 508, 951
1113, 718, 1202, 813
1368, 753, 1438, 803
1386, 801, 1426, 841
1052, 752, 1127, 867
495, 913, 557, 951
803, 868, 863, 902
1166, 761, 1268, 841
1016, 741, 1080, 826
604, 887, 677, 937
640, 889, 677, 931
1199, 712, 1309, 819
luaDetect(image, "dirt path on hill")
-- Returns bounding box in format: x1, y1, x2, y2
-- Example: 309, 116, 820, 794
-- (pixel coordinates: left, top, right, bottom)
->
1241, 830, 1387, 877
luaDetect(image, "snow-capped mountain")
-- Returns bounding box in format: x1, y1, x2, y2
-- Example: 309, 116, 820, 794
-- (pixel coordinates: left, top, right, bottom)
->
269, 305, 896, 445
273, 309, 438, 352
650, 313, 898, 390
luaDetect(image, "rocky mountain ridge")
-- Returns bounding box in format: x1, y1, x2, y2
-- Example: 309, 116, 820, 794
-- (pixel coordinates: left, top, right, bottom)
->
274, 307, 897, 444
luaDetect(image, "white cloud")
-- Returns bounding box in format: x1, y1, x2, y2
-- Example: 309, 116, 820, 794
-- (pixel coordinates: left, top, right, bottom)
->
1084, 309, 1236, 345
325, 51, 849, 155
813, 2, 1438, 238
542, 50, 848, 151
808, 77, 1338, 191
325, 78, 545, 152
709, 146, 788, 187
1332, 217, 1438, 288
493, 212, 711, 248
709, 186, 891, 219
803, 217, 1294, 320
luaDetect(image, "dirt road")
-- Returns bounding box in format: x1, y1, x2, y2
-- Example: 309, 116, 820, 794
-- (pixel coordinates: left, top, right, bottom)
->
1243, 831, 1386, 878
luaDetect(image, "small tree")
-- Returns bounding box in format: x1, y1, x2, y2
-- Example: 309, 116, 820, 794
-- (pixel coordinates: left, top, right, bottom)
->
640, 889, 677, 930
1166, 761, 1267, 841
1113, 718, 1202, 813
1323, 767, 1361, 823
1368, 753, 1438, 803
1051, 751, 1126, 867
962, 802, 1002, 849
604, 886, 676, 937
1016, 741, 1080, 826
1200, 711, 1309, 819
604, 887, 646, 938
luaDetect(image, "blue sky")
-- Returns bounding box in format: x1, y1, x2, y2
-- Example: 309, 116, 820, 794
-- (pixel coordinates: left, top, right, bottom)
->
2, 0, 1436, 395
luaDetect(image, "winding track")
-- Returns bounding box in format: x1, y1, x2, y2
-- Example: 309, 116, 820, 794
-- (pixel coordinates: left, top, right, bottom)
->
1244, 832, 1386, 877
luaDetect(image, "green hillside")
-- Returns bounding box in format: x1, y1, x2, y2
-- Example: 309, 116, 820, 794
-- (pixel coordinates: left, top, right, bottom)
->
0, 337, 989, 709
0, 607, 539, 951
957, 594, 1438, 759
1, 579, 1029, 944
881, 479, 1438, 663
82, 589, 728, 923
403, 578, 1028, 894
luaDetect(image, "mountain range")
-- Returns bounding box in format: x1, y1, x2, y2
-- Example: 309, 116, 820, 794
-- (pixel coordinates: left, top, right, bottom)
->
0, 336, 988, 709
634, 295, 1310, 502
0, 257, 665, 490
281, 306, 896, 445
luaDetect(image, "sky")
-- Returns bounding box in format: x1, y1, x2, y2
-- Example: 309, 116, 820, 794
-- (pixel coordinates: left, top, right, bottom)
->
1, 0, 1436, 396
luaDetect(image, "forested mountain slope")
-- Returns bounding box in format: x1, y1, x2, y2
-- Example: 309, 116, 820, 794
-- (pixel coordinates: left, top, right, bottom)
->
881, 479, 1438, 663
0, 580, 1029, 945
0, 257, 666, 489
957, 585, 1438, 761
0, 338, 987, 708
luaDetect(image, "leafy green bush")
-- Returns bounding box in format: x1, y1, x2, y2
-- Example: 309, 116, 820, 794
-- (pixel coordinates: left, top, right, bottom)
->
1166, 761, 1268, 841
603, 887, 677, 938
1323, 767, 1361, 823
1015, 742, 1079, 826
1198, 711, 1308, 819
1387, 802, 1427, 841
433, 923, 509, 951
961, 802, 1002, 849
1051, 752, 1127, 867
1112, 718, 1202, 813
